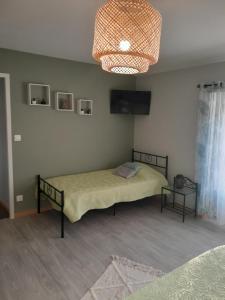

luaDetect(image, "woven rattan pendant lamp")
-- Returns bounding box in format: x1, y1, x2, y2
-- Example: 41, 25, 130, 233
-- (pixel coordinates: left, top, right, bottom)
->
92, 0, 162, 75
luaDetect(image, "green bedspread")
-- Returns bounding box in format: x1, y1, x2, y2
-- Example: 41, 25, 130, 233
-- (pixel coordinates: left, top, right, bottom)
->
46, 163, 167, 223
127, 245, 225, 300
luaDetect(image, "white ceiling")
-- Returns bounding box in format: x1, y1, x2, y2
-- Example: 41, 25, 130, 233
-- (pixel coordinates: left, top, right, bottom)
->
1, 0, 225, 74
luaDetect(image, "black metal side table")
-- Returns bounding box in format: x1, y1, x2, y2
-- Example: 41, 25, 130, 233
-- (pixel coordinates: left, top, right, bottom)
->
161, 177, 198, 222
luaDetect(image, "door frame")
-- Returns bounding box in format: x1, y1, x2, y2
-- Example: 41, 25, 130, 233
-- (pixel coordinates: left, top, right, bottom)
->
0, 73, 14, 219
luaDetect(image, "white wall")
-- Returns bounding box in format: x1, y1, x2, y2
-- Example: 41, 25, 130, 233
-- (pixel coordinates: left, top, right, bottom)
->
0, 78, 9, 209
135, 62, 225, 183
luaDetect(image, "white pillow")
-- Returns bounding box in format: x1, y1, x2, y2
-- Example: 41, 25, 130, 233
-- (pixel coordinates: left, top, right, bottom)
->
114, 162, 141, 178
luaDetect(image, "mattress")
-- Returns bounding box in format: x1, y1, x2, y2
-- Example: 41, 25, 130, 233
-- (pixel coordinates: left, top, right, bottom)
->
46, 163, 168, 223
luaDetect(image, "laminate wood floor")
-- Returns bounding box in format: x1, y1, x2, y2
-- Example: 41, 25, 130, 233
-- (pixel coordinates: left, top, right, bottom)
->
0, 197, 225, 300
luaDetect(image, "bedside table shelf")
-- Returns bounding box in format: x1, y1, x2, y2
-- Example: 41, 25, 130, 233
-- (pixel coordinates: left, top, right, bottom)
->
161, 177, 198, 222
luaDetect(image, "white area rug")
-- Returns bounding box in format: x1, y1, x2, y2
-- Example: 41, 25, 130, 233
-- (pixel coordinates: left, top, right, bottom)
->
80, 256, 164, 300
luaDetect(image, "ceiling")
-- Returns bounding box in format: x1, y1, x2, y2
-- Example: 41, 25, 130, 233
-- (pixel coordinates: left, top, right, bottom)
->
1, 0, 225, 74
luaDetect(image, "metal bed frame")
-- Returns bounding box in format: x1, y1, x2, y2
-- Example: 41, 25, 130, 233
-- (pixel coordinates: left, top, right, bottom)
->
132, 149, 168, 179
37, 149, 168, 238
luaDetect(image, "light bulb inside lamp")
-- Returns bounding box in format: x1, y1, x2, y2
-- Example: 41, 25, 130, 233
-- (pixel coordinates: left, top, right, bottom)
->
119, 40, 131, 52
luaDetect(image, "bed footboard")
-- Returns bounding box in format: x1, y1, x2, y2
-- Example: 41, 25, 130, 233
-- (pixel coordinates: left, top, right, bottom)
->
37, 175, 65, 238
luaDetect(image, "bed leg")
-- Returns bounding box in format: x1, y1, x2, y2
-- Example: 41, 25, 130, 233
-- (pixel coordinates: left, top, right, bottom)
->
61, 191, 64, 238
61, 210, 64, 238
37, 175, 41, 214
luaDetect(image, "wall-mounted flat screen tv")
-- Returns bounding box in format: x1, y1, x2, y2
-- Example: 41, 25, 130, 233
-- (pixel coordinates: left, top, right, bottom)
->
110, 90, 151, 115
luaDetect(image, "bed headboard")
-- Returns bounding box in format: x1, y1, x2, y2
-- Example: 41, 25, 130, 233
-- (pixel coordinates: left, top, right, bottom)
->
132, 149, 168, 179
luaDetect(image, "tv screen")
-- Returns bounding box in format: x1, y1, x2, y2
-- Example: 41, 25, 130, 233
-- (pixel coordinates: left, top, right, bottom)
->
110, 90, 151, 115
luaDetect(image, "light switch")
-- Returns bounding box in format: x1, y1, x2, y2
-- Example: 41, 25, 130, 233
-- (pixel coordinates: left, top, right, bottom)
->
16, 195, 23, 202
14, 134, 22, 142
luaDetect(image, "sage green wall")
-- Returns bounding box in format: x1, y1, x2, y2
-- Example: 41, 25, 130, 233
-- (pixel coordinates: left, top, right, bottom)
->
0, 48, 135, 212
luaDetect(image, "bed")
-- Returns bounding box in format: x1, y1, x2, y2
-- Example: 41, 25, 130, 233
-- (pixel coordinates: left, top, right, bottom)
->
37, 150, 168, 238
126, 245, 225, 300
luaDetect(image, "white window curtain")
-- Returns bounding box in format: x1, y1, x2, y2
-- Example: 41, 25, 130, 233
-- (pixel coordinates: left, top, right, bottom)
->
196, 85, 225, 225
